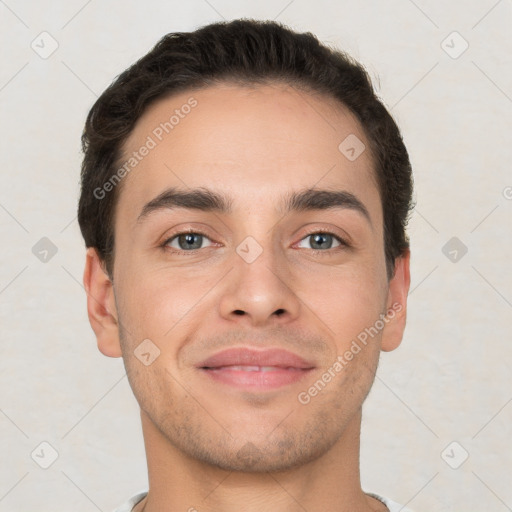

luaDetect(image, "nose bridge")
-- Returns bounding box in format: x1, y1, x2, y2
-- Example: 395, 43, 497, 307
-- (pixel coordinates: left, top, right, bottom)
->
218, 230, 301, 326
236, 234, 283, 289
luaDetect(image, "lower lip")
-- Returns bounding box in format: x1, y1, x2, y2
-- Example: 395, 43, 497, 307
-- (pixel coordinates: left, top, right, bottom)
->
200, 367, 314, 390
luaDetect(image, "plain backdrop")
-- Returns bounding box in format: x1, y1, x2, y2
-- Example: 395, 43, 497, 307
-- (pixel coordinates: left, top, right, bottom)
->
1, 1, 511, 511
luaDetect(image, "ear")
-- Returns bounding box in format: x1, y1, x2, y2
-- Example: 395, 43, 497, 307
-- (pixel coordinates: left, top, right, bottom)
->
381, 249, 411, 352
83, 247, 122, 358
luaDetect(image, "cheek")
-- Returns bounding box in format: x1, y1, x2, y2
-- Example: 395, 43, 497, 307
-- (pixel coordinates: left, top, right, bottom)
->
115, 265, 216, 342
297, 264, 386, 349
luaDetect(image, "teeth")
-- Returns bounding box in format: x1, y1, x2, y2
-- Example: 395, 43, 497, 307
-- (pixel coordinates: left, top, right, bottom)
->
220, 365, 281, 372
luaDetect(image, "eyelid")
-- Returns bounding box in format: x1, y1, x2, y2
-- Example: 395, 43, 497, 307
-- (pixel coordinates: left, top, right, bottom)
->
159, 222, 217, 243
296, 226, 350, 248
161, 228, 215, 251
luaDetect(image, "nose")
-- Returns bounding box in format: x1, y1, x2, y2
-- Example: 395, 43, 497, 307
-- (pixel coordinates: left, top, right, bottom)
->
218, 241, 301, 328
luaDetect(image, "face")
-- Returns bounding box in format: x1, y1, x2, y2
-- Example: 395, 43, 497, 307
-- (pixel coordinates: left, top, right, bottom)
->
86, 83, 410, 472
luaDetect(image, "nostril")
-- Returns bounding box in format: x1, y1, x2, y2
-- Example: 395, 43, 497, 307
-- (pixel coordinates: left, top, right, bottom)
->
274, 309, 285, 316
233, 310, 245, 316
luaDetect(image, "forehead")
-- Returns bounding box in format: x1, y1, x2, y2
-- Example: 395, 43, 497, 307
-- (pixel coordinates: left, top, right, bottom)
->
116, 83, 381, 224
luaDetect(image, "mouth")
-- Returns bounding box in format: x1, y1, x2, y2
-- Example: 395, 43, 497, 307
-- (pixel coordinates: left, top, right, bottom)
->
197, 348, 316, 390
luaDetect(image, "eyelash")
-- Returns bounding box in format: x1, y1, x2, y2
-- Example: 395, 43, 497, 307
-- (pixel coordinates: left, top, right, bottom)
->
161, 228, 349, 256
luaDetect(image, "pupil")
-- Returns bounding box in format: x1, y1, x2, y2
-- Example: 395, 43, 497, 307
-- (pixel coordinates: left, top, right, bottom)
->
179, 233, 202, 250
312, 233, 331, 249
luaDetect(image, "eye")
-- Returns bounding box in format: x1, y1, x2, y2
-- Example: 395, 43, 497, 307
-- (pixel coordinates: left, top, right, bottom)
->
164, 231, 213, 252
296, 231, 346, 250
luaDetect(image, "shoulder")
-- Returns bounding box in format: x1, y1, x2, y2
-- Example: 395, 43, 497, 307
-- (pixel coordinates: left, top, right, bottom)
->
111, 490, 148, 512
367, 491, 417, 512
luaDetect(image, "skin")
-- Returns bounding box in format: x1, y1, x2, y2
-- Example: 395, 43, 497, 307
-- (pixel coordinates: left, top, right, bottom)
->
84, 83, 410, 512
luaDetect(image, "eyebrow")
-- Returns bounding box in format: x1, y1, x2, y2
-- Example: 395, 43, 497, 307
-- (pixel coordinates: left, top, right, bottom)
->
136, 186, 372, 226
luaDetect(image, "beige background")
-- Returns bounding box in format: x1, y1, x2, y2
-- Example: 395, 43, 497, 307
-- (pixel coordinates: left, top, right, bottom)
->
1, 1, 511, 511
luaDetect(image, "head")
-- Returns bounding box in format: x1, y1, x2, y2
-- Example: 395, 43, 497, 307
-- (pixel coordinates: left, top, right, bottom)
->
79, 19, 413, 473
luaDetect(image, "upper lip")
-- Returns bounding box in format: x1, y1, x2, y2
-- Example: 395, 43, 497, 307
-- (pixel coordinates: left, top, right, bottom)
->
198, 348, 316, 369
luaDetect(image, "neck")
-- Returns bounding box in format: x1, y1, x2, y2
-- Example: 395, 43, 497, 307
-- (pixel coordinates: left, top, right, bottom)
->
134, 407, 387, 512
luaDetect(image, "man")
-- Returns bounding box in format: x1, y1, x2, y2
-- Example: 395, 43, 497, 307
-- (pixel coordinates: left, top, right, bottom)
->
78, 18, 414, 512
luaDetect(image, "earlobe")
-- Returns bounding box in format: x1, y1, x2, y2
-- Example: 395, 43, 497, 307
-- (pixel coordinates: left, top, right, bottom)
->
83, 247, 122, 358
381, 249, 411, 352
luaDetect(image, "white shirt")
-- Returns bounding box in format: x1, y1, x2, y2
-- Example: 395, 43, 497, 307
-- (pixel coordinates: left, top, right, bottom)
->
112, 490, 416, 511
